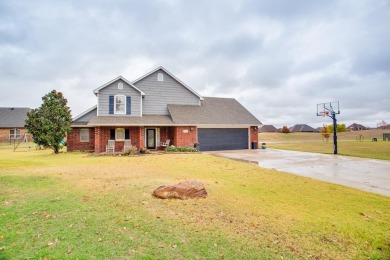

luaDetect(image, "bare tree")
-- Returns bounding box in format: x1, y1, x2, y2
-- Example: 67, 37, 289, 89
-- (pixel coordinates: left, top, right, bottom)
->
321, 125, 330, 142
377, 120, 388, 128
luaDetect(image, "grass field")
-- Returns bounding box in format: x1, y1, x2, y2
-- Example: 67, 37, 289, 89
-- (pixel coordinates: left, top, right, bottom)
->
259, 129, 390, 160
1, 145, 390, 259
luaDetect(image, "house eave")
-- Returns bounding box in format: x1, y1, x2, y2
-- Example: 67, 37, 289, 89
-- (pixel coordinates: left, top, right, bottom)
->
72, 105, 97, 121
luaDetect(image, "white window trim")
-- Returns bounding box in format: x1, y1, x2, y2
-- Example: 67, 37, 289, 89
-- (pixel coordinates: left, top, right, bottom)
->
80, 128, 90, 142
157, 73, 164, 81
115, 128, 125, 141
9, 128, 21, 139
114, 95, 126, 115
118, 82, 123, 89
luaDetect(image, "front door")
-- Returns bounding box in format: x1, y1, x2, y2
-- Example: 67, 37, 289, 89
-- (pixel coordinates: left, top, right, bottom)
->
146, 129, 156, 149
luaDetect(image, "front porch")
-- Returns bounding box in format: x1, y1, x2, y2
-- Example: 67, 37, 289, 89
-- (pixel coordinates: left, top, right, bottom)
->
94, 126, 198, 153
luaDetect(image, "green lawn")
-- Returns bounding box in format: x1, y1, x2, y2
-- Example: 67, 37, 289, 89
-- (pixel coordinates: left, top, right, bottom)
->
1, 146, 390, 259
259, 130, 390, 160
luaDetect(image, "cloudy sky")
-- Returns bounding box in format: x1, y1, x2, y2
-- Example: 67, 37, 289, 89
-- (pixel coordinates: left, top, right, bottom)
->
1, 0, 389, 128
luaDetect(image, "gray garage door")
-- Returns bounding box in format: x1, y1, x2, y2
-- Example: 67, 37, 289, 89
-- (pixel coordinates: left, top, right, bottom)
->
198, 128, 248, 151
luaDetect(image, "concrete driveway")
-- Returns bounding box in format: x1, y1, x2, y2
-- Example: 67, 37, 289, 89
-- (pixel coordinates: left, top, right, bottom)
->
207, 149, 390, 197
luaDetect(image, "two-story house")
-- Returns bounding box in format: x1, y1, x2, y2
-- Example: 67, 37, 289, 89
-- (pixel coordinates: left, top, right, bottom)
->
67, 66, 261, 152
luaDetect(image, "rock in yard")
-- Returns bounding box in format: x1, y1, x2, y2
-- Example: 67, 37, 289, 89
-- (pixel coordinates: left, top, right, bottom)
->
153, 180, 207, 200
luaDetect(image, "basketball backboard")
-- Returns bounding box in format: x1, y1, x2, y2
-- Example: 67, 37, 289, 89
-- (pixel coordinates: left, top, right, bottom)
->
316, 101, 340, 117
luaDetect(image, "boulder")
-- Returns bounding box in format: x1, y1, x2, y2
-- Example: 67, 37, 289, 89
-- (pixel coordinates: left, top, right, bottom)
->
153, 180, 207, 200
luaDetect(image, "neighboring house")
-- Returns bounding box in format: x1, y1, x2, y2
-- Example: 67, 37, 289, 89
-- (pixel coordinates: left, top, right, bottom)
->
378, 124, 390, 130
260, 125, 278, 133
0, 107, 32, 142
347, 123, 368, 131
289, 124, 319, 133
68, 66, 261, 152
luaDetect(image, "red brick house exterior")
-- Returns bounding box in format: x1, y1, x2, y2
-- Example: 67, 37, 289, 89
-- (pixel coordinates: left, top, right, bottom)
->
0, 107, 33, 143
68, 67, 261, 153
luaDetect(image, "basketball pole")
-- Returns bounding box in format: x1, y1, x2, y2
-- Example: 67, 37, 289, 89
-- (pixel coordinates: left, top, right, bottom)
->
332, 111, 338, 154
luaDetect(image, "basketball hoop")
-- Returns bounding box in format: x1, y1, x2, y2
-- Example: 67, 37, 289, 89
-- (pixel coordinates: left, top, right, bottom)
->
319, 111, 329, 117
316, 101, 341, 155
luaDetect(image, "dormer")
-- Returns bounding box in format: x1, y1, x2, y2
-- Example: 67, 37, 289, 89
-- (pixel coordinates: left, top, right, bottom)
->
93, 76, 145, 117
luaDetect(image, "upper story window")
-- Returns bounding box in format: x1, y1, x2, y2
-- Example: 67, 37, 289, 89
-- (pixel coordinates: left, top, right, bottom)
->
115, 95, 126, 114
157, 73, 164, 81
109, 95, 130, 115
118, 82, 123, 90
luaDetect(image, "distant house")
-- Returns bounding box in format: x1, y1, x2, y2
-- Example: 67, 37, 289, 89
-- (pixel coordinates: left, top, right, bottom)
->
377, 124, 390, 130
347, 123, 368, 131
260, 125, 278, 133
289, 124, 319, 133
0, 107, 32, 142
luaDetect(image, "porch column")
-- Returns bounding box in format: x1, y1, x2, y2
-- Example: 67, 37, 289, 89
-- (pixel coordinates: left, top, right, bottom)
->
139, 127, 145, 149
172, 127, 178, 146
94, 127, 101, 153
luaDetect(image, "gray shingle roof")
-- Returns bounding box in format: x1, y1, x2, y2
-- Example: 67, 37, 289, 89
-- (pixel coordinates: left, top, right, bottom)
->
347, 123, 367, 130
87, 115, 174, 126
168, 97, 261, 125
260, 125, 278, 132
75, 97, 261, 127
0, 107, 31, 128
289, 124, 319, 133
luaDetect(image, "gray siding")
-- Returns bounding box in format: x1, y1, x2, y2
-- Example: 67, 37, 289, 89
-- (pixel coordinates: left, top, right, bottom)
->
134, 69, 200, 115
74, 107, 97, 122
98, 79, 142, 116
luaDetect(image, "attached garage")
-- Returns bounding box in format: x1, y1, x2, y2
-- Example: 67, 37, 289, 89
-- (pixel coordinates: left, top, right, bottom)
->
197, 128, 248, 151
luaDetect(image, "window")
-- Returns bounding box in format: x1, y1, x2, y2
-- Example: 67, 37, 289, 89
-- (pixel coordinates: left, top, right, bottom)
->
80, 129, 90, 142
157, 73, 164, 81
9, 129, 20, 139
114, 95, 126, 114
115, 128, 125, 140
118, 82, 123, 89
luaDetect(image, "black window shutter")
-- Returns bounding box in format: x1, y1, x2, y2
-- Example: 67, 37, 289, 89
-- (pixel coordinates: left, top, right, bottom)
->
110, 129, 115, 140
109, 96, 114, 114
126, 96, 131, 115
125, 129, 130, 139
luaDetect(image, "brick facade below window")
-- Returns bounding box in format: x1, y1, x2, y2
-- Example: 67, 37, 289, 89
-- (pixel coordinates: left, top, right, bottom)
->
67, 128, 95, 152
94, 127, 144, 153
0, 128, 32, 143
172, 126, 197, 147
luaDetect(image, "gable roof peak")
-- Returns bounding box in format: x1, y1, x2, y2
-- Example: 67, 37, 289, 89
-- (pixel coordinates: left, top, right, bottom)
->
132, 66, 204, 101
93, 76, 145, 96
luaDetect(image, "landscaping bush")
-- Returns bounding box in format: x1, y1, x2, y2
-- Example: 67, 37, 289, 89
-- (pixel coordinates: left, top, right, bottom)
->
327, 123, 347, 133
124, 146, 139, 156
165, 145, 197, 152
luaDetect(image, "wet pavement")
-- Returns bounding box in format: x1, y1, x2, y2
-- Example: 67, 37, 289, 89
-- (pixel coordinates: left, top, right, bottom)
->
206, 149, 390, 197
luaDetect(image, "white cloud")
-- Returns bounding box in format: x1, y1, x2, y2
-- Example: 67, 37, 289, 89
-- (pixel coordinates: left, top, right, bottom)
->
0, 0, 389, 128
